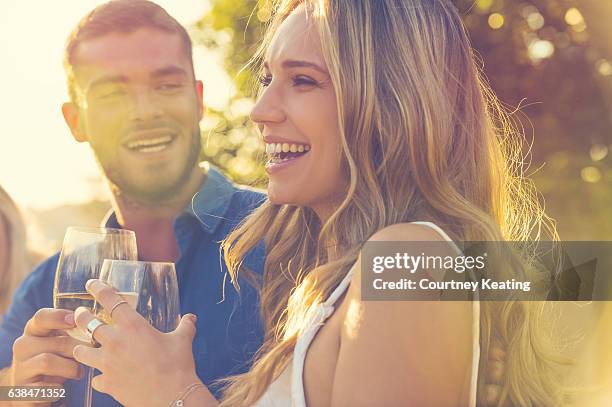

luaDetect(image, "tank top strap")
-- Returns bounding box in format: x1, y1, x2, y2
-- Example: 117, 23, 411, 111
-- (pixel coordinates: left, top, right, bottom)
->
322, 262, 357, 306
408, 221, 462, 254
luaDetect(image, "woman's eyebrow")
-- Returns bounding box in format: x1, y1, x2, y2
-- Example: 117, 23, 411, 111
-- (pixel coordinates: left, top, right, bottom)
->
263, 59, 328, 74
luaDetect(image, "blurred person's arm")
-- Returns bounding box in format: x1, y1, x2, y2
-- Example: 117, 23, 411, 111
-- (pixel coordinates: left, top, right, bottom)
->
0, 256, 57, 368
0, 366, 9, 384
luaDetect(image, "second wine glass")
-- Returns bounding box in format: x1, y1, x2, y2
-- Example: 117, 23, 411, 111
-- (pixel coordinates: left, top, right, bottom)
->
98, 259, 181, 332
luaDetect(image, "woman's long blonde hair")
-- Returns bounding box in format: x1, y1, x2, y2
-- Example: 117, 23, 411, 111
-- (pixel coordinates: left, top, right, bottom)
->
0, 186, 39, 315
221, 0, 567, 405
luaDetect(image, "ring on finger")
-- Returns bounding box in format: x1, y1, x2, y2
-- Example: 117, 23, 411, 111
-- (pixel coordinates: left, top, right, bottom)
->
109, 299, 128, 318
86, 318, 106, 344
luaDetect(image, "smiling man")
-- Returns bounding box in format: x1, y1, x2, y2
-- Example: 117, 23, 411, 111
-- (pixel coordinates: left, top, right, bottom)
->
0, 1, 265, 406
63, 24, 204, 216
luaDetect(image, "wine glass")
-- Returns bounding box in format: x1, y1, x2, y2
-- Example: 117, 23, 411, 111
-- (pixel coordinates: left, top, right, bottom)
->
53, 227, 137, 407
97, 260, 181, 333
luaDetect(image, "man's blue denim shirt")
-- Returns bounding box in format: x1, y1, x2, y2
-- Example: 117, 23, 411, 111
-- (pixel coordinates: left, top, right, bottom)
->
0, 165, 266, 406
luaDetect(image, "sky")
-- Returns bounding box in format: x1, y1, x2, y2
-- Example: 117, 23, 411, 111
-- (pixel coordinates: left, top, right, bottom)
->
0, 0, 235, 210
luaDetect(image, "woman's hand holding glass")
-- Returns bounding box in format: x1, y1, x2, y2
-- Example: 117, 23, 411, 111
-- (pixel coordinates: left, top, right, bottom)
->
72, 278, 207, 407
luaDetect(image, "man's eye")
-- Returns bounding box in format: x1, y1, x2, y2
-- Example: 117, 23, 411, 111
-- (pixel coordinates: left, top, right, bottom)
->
292, 75, 318, 87
259, 74, 272, 87
157, 83, 181, 91
98, 89, 126, 99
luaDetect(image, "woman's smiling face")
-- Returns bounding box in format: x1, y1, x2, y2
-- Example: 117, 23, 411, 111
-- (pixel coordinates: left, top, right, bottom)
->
250, 5, 346, 220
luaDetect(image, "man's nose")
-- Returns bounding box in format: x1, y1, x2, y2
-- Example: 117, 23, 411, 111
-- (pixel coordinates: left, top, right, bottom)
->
128, 88, 163, 121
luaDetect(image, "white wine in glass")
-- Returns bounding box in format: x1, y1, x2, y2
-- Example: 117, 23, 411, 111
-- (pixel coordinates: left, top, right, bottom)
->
53, 227, 137, 340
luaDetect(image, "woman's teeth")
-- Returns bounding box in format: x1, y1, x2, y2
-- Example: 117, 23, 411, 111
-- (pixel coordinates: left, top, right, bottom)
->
126, 136, 173, 153
265, 142, 310, 154
265, 142, 311, 165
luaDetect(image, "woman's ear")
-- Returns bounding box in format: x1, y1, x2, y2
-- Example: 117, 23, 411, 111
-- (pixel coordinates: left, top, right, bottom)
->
61, 102, 87, 143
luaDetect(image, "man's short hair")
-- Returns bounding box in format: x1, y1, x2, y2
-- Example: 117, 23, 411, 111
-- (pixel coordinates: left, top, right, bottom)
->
64, 0, 194, 104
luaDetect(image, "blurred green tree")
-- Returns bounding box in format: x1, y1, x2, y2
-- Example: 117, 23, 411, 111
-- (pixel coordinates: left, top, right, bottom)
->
191, 0, 265, 186
193, 0, 611, 239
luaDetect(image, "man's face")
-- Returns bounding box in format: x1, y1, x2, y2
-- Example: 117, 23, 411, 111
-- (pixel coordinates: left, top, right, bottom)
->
65, 28, 204, 202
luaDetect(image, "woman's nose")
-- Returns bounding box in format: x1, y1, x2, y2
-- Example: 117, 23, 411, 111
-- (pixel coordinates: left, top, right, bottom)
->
250, 86, 286, 125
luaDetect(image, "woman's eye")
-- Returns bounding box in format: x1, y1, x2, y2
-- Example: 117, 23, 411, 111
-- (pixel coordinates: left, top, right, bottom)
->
259, 74, 272, 87
257, 74, 317, 88
292, 75, 317, 87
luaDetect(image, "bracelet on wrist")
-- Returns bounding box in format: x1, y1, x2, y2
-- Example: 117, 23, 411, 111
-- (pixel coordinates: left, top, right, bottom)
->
169, 382, 206, 407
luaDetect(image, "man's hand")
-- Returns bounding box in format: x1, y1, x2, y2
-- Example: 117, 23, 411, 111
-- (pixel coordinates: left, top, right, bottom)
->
5, 308, 86, 406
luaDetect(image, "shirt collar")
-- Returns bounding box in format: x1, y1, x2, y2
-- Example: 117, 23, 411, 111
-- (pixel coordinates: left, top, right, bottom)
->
101, 162, 235, 235
190, 163, 236, 234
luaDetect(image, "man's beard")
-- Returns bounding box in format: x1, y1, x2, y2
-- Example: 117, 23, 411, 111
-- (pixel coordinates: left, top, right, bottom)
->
98, 129, 202, 205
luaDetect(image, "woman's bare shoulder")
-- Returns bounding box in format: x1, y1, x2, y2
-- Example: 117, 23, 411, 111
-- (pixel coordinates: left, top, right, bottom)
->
329, 223, 473, 405
368, 222, 451, 242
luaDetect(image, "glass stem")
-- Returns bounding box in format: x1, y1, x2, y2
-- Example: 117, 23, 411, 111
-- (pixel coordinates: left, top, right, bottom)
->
84, 366, 94, 407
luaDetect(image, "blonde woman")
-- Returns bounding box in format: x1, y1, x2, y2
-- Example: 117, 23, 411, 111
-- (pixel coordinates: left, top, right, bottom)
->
73, 0, 566, 406
0, 186, 41, 316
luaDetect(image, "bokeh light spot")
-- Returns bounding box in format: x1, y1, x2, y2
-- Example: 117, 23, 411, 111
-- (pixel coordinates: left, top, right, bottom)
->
596, 59, 612, 77
528, 39, 555, 62
581, 166, 602, 183
527, 12, 545, 30
590, 144, 609, 162
565, 8, 584, 26
476, 0, 494, 12
488, 13, 505, 30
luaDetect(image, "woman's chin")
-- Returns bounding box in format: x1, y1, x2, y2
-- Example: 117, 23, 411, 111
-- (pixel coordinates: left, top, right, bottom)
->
267, 187, 286, 205
268, 192, 297, 206
267, 185, 305, 207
